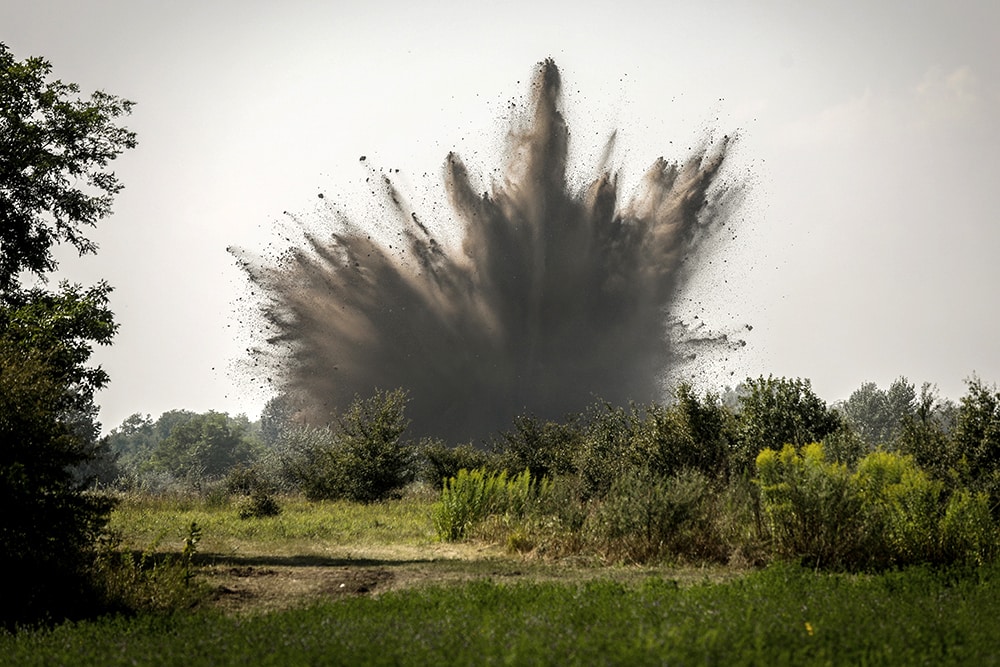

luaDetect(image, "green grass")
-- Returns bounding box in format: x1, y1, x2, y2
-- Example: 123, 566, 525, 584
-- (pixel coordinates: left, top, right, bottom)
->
10, 491, 1000, 664
108, 491, 439, 557
0, 566, 1000, 666
5, 564, 1000, 665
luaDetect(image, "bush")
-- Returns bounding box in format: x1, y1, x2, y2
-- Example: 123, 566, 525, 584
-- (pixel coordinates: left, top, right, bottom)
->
755, 443, 864, 568
574, 390, 734, 501
224, 465, 282, 518
420, 440, 493, 489
492, 414, 581, 480
854, 451, 943, 566
589, 468, 719, 564
668, 383, 732, 478
735, 376, 842, 476
236, 491, 282, 519
939, 490, 997, 565
283, 389, 417, 503
575, 403, 644, 499
756, 444, 1000, 570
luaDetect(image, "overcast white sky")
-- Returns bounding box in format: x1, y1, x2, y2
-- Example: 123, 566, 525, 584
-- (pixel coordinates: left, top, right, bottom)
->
3, 0, 998, 431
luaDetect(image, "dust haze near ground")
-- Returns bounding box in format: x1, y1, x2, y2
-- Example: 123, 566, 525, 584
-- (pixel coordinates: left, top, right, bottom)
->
231, 59, 745, 444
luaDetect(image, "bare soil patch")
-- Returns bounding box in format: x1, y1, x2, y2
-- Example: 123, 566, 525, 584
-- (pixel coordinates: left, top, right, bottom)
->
197, 543, 744, 614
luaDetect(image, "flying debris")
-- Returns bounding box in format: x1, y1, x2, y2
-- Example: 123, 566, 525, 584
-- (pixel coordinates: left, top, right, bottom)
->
232, 59, 745, 443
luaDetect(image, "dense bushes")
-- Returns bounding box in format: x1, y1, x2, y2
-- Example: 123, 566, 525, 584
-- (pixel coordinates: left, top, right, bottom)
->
424, 376, 1000, 570
433, 468, 548, 541
756, 444, 997, 569
91, 375, 1000, 573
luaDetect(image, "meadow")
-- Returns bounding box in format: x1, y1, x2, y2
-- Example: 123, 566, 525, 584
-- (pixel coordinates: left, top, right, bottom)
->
7, 375, 1000, 662
4, 492, 1000, 665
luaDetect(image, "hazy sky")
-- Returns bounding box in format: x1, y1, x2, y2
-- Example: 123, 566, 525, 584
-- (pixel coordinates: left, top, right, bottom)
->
3, 0, 998, 431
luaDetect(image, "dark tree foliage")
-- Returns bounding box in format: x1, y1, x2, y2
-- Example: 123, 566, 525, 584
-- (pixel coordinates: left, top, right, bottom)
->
0, 43, 133, 626
954, 378, 1000, 471
840, 378, 917, 447
0, 286, 118, 626
421, 440, 494, 489
492, 414, 582, 480
896, 383, 958, 481
671, 383, 732, 479
570, 389, 732, 500
286, 389, 417, 503
0, 43, 136, 291
949, 377, 1000, 511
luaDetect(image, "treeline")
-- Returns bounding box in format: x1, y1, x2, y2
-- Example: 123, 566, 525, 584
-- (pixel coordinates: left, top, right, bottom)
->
98, 375, 979, 499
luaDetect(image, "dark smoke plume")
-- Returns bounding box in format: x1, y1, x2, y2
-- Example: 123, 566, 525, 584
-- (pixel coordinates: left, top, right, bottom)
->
232, 59, 742, 444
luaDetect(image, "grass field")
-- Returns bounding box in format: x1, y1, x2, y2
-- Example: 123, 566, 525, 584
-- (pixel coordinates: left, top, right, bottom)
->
5, 492, 1000, 665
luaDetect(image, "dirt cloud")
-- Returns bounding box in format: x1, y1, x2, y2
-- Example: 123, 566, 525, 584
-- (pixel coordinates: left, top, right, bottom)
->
232, 59, 743, 443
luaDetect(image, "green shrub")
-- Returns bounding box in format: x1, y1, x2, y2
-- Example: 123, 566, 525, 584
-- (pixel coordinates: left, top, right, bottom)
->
939, 489, 996, 565
224, 464, 282, 518
420, 440, 492, 489
668, 383, 732, 478
854, 451, 943, 566
236, 491, 282, 519
575, 403, 645, 499
757, 443, 1000, 569
492, 414, 581, 480
755, 443, 863, 568
575, 391, 734, 501
735, 376, 842, 476
283, 389, 417, 503
589, 468, 718, 564
821, 423, 868, 467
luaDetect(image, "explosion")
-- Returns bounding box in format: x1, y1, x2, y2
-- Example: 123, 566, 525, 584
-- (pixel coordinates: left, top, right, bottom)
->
232, 59, 744, 443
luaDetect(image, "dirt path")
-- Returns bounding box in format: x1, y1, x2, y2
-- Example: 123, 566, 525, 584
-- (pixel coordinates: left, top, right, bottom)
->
196, 544, 742, 614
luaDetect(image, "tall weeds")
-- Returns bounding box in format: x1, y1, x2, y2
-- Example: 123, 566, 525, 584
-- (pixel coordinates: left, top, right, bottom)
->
433, 469, 549, 541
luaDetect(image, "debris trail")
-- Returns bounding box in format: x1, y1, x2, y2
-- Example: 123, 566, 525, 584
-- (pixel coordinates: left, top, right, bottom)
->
232, 59, 743, 443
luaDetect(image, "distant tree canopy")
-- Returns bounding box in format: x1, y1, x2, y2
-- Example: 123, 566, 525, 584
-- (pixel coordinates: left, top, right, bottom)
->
105, 410, 261, 489
839, 378, 917, 446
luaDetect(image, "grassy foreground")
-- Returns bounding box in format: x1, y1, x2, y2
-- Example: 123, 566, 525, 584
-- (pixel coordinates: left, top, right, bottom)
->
4, 564, 1000, 665
6, 493, 1000, 665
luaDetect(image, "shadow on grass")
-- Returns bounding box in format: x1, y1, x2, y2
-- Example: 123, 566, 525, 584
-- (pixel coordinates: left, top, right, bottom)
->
193, 552, 442, 568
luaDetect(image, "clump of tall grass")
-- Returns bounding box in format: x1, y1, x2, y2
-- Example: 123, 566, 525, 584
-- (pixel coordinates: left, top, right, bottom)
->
433, 468, 550, 541
91, 521, 208, 613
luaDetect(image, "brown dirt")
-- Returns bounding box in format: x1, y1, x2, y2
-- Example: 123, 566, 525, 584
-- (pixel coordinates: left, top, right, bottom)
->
196, 544, 745, 614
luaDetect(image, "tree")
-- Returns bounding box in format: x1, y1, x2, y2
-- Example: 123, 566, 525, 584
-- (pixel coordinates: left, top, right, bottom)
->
259, 392, 297, 448
0, 285, 118, 625
840, 377, 916, 447
0, 42, 134, 626
285, 389, 417, 503
733, 376, 842, 475
149, 412, 258, 484
0, 42, 136, 291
